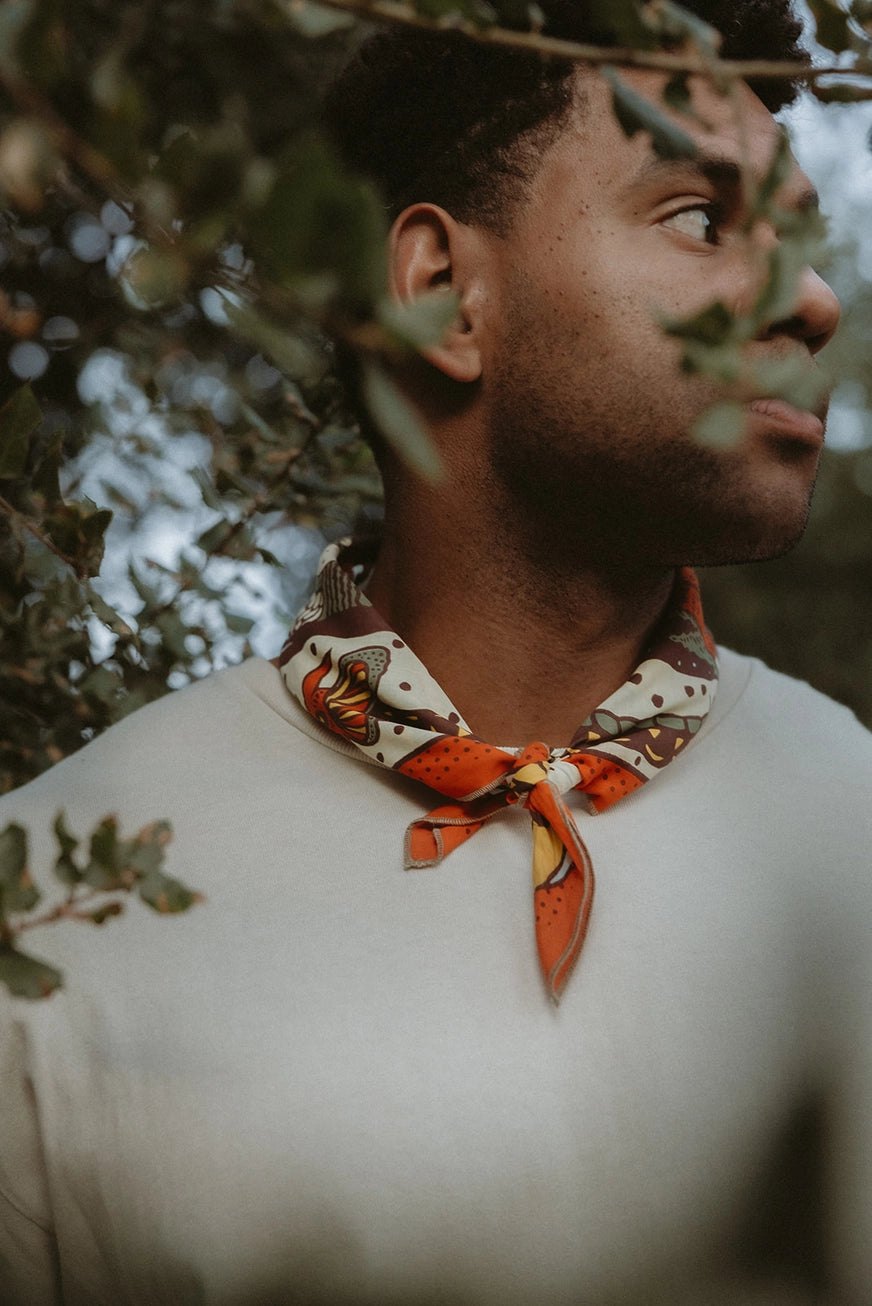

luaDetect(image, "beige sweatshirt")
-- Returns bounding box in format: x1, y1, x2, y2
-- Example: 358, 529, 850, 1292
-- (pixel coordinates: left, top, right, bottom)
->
0, 651, 870, 1306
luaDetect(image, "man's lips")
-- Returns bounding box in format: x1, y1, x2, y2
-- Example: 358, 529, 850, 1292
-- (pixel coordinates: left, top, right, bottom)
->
747, 397, 826, 444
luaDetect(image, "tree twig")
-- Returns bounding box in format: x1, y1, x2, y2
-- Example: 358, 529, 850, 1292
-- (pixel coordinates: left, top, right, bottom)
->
310, 0, 862, 81
0, 493, 80, 574
0, 61, 174, 248
11, 885, 119, 933
0, 64, 132, 204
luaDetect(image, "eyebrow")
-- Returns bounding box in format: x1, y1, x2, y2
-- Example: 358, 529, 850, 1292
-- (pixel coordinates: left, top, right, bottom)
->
624, 151, 820, 214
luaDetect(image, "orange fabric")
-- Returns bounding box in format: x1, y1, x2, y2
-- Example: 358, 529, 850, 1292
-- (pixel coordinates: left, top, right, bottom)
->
281, 540, 718, 1002
402, 742, 616, 997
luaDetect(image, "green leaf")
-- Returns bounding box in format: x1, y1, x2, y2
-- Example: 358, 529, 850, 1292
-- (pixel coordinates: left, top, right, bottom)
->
490, 0, 540, 26
53, 811, 78, 859
44, 501, 113, 576
252, 132, 387, 310
238, 401, 281, 446
52, 810, 82, 887
154, 610, 193, 660
749, 130, 794, 223
693, 401, 745, 449
30, 436, 62, 503
0, 822, 27, 880
116, 820, 172, 880
284, 0, 356, 36
0, 946, 62, 1000
0, 0, 36, 77
189, 466, 224, 511
377, 291, 461, 353
749, 206, 826, 336
0, 821, 39, 914
222, 298, 326, 386
15, 0, 68, 90
53, 853, 81, 888
360, 359, 443, 481
80, 901, 125, 925
128, 562, 161, 608
641, 0, 721, 56
582, 0, 653, 45
89, 816, 118, 868
224, 611, 255, 635
663, 300, 738, 346
680, 339, 744, 386
85, 586, 129, 633
138, 866, 201, 914
195, 514, 231, 551
750, 355, 830, 413
85, 816, 120, 889
413, 0, 496, 22
806, 0, 854, 53
662, 72, 692, 113
78, 664, 124, 708
0, 385, 41, 479
604, 67, 697, 160
750, 247, 803, 336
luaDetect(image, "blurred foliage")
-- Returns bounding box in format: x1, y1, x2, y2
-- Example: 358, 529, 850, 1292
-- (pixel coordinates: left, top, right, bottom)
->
0, 0, 388, 797
701, 448, 872, 714
0, 0, 871, 813
0, 810, 200, 998
701, 181, 872, 717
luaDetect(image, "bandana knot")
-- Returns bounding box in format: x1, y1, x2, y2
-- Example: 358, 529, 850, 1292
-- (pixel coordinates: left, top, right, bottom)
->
504, 746, 582, 800
280, 539, 718, 1003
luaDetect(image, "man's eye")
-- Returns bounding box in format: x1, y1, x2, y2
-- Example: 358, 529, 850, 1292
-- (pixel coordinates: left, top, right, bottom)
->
662, 206, 720, 245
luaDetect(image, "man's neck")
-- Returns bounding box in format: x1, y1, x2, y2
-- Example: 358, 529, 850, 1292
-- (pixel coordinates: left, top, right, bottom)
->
363, 494, 675, 748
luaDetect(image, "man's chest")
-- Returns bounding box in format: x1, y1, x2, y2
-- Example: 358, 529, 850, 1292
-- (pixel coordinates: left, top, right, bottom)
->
31, 787, 819, 1305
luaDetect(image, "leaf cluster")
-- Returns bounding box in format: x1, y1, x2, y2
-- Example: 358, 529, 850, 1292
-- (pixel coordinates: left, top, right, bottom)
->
0, 811, 200, 999
0, 0, 871, 1001
0, 0, 869, 735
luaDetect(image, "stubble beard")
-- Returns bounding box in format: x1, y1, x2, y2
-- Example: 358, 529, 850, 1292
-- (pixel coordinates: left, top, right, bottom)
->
486, 333, 820, 577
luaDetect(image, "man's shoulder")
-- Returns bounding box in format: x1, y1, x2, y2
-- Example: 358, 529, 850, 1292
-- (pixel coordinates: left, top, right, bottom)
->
0, 657, 351, 830
713, 644, 872, 782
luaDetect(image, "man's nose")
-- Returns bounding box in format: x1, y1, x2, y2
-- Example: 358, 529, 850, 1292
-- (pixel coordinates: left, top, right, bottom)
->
762, 265, 841, 355
791, 265, 840, 353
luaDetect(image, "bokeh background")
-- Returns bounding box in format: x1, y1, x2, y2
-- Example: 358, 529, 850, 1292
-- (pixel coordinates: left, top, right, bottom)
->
1, 0, 871, 804
700, 83, 872, 725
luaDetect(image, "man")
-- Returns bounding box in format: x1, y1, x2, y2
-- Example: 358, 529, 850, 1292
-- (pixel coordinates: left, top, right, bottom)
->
1, 3, 869, 1304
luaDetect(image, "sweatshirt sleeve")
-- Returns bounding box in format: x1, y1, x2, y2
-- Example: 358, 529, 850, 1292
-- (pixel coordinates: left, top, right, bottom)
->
828, 915, 872, 1304
0, 1004, 62, 1306
807, 797, 872, 1306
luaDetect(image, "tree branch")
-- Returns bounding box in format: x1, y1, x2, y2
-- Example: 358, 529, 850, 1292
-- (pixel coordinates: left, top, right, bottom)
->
0, 494, 80, 574
311, 0, 860, 81
0, 60, 175, 248
11, 885, 126, 934
0, 63, 133, 205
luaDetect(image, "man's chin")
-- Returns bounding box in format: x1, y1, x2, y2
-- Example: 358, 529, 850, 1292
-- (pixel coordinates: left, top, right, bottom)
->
678, 510, 813, 569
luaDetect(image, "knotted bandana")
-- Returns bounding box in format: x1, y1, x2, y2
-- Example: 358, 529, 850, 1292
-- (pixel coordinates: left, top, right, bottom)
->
279, 539, 718, 1001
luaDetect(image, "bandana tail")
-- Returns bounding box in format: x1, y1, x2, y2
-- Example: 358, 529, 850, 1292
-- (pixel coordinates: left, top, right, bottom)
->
528, 782, 596, 1003
404, 805, 491, 869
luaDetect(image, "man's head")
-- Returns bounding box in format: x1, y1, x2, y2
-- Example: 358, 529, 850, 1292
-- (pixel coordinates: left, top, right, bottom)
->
324, 3, 840, 575
324, 1, 808, 237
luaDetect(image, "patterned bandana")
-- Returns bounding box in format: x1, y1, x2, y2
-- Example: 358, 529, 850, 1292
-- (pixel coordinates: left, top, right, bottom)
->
279, 539, 718, 1002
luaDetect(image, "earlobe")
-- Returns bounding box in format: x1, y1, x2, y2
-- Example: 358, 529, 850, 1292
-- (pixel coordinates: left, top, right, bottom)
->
389, 203, 484, 384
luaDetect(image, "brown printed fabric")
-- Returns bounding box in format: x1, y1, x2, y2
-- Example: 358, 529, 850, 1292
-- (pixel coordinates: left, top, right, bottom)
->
280, 539, 718, 1001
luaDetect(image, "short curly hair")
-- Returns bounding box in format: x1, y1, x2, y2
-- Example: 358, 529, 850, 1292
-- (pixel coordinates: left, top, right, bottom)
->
323, 1, 808, 234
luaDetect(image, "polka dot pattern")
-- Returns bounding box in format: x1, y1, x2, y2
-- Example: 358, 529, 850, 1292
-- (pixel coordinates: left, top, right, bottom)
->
282, 540, 718, 1002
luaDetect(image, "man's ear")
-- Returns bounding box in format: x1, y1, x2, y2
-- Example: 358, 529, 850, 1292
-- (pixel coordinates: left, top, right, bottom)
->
388, 203, 486, 384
